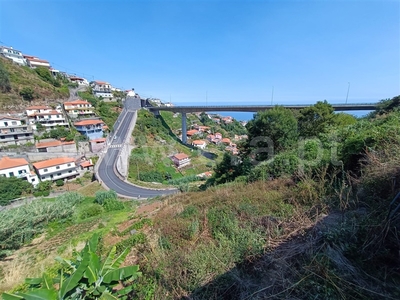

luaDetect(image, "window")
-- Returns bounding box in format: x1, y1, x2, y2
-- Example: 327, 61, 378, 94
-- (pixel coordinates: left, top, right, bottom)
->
67, 163, 71, 167
10, 128, 15, 132
68, 170, 72, 173
57, 173, 61, 176
44, 168, 48, 172
56, 166, 60, 169
9, 172, 14, 177
42, 176, 45, 180
32, 178, 35, 182
11, 121, 17, 125
0, 136, 4, 139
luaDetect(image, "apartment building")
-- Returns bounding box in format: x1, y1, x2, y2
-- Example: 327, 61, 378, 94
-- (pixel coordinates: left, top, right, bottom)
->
33, 157, 79, 182
0, 156, 38, 186
0, 116, 34, 146
26, 106, 68, 130
23, 55, 51, 68
171, 153, 191, 168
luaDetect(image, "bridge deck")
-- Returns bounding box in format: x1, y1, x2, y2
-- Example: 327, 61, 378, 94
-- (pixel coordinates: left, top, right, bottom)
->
148, 103, 378, 113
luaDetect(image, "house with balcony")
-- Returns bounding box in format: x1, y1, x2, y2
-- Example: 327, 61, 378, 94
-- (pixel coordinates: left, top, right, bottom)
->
90, 80, 113, 100
0, 156, 38, 186
0, 46, 26, 65
26, 106, 68, 130
64, 99, 95, 119
0, 116, 34, 146
23, 55, 50, 68
74, 119, 105, 140
33, 157, 79, 182
68, 76, 89, 86
171, 153, 191, 168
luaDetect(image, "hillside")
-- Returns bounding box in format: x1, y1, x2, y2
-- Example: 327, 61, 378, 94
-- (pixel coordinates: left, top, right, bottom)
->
0, 56, 69, 112
1, 97, 400, 299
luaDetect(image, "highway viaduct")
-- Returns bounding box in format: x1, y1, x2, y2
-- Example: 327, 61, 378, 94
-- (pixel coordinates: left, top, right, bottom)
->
148, 102, 378, 144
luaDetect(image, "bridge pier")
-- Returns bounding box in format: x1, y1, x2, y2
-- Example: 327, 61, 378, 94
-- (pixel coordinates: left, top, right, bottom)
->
182, 112, 187, 144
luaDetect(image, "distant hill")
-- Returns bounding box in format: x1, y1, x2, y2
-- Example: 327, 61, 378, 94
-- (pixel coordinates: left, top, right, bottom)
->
0, 56, 70, 113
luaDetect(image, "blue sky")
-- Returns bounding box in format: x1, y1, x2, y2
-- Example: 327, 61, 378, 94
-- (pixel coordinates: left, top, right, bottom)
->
0, 0, 399, 105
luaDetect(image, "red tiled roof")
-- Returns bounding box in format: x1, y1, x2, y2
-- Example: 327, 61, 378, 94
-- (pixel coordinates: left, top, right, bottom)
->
173, 153, 189, 160
0, 116, 21, 121
0, 156, 29, 170
64, 99, 91, 106
222, 138, 231, 144
36, 140, 62, 148
33, 110, 63, 116
80, 161, 93, 167
26, 105, 49, 110
90, 138, 106, 143
94, 80, 109, 85
192, 140, 206, 145
186, 129, 199, 136
33, 157, 75, 169
74, 119, 104, 126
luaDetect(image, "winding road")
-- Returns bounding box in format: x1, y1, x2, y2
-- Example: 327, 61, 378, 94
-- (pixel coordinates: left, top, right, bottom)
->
96, 97, 177, 198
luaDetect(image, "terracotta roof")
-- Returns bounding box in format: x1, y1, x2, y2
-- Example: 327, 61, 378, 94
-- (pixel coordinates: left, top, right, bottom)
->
192, 140, 206, 145
186, 129, 199, 136
33, 110, 63, 116
0, 116, 21, 121
80, 161, 93, 167
64, 99, 91, 106
102, 125, 109, 130
173, 153, 189, 160
222, 138, 231, 144
94, 80, 109, 85
74, 119, 104, 126
33, 157, 75, 169
26, 57, 49, 63
90, 138, 106, 143
69, 76, 84, 81
36, 140, 62, 148
26, 105, 49, 110
0, 156, 29, 170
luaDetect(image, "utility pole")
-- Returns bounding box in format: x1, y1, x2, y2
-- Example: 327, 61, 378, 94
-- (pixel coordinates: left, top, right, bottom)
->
271, 86, 274, 105
346, 82, 350, 104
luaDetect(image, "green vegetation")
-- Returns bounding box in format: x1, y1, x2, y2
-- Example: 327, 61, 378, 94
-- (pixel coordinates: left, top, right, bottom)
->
3, 233, 142, 300
0, 60, 11, 93
0, 56, 69, 109
129, 110, 214, 186
0, 177, 33, 205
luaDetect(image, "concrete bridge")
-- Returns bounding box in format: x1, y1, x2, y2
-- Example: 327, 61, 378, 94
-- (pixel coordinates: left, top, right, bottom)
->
148, 102, 378, 143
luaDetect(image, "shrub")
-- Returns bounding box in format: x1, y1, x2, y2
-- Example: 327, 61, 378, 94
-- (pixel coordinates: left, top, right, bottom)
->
78, 203, 104, 219
95, 190, 117, 205
103, 198, 125, 212
55, 179, 64, 187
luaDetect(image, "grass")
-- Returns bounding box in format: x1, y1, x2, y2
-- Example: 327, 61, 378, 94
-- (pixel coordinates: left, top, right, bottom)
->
0, 57, 69, 110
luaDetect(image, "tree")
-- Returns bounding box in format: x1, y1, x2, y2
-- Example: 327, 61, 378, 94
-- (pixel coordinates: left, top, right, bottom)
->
0, 177, 33, 205
0, 61, 11, 93
298, 100, 336, 137
2, 234, 142, 300
245, 106, 298, 161
19, 87, 35, 101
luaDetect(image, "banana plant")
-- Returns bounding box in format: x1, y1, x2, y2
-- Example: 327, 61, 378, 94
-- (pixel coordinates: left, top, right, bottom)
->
3, 233, 141, 300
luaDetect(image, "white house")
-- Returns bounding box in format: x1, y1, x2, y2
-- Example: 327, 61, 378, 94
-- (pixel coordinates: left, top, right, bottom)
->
0, 116, 34, 146
192, 140, 207, 150
33, 157, 79, 182
63, 99, 95, 118
0, 156, 38, 186
0, 46, 26, 65
26, 106, 68, 130
90, 81, 113, 100
171, 153, 191, 168
69, 76, 89, 86
23, 55, 50, 68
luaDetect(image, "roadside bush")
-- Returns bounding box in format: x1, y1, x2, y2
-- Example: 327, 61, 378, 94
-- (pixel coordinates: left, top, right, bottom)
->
78, 203, 104, 219
139, 171, 164, 183
95, 190, 117, 205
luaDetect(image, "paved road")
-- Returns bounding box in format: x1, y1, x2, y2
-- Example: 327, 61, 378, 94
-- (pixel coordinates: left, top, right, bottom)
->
97, 97, 178, 198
